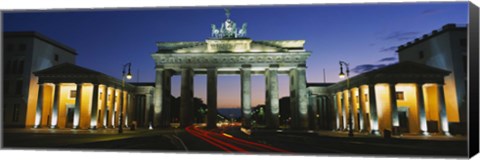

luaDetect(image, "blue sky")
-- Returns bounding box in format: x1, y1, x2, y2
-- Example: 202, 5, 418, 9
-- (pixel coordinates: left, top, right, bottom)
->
3, 2, 468, 108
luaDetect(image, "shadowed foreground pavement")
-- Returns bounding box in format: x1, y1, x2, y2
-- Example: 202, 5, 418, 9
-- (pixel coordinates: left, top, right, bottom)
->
2, 127, 468, 158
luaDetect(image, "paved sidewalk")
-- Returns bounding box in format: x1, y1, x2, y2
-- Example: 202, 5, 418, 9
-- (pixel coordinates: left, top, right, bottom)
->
251, 128, 467, 141
2, 127, 171, 135
317, 130, 467, 141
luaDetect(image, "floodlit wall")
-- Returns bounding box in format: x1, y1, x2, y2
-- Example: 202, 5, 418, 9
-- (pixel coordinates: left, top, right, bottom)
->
395, 84, 420, 133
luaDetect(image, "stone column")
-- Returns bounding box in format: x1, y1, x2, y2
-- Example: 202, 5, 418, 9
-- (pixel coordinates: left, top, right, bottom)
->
34, 83, 45, 128
289, 66, 308, 129
389, 83, 400, 134
368, 84, 379, 134
73, 83, 83, 129
162, 70, 172, 127
416, 83, 428, 135
180, 68, 194, 127
113, 89, 118, 128
265, 66, 279, 129
240, 66, 252, 129
207, 68, 218, 129
309, 94, 318, 130
90, 84, 100, 129
341, 91, 347, 130
349, 88, 356, 131
124, 92, 128, 127
51, 83, 61, 128
145, 93, 152, 127
437, 84, 450, 135
333, 94, 339, 130
102, 85, 108, 128
153, 68, 164, 128
297, 66, 308, 129
129, 94, 135, 127
358, 86, 366, 132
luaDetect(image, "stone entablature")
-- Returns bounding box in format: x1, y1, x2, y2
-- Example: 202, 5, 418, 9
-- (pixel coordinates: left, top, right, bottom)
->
153, 39, 310, 74
156, 39, 306, 53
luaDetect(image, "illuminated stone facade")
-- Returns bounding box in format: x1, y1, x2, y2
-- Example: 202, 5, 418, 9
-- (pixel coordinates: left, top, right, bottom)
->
309, 62, 452, 135
397, 24, 467, 132
151, 12, 311, 129
33, 63, 136, 129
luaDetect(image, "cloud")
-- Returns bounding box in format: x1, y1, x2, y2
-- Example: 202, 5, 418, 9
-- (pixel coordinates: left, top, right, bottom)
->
379, 46, 398, 53
383, 31, 420, 41
378, 57, 397, 62
352, 64, 387, 74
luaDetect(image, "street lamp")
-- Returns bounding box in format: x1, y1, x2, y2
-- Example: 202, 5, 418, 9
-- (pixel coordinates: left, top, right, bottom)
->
339, 61, 354, 137
119, 62, 132, 134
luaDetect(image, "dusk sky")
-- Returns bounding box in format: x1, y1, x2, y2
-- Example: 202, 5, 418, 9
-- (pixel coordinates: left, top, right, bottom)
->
3, 2, 468, 108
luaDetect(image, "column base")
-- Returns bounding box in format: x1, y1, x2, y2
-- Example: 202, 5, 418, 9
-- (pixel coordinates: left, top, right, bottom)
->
34, 125, 41, 128
420, 131, 430, 136
90, 126, 97, 130
50, 125, 58, 129
441, 131, 451, 136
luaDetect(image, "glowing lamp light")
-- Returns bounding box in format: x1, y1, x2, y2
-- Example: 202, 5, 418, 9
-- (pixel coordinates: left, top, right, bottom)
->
339, 72, 345, 79
126, 73, 132, 80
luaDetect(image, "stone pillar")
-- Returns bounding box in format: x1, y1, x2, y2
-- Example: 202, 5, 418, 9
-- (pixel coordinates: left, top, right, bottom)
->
207, 68, 218, 129
90, 84, 100, 129
145, 93, 152, 127
73, 83, 83, 129
153, 68, 164, 128
34, 83, 45, 128
118, 90, 124, 128
349, 88, 356, 131
240, 66, 252, 129
368, 84, 379, 134
162, 70, 172, 127
309, 94, 318, 130
289, 66, 308, 129
358, 86, 366, 132
265, 66, 279, 129
437, 84, 450, 135
341, 91, 347, 130
129, 94, 135, 127
333, 94, 339, 130
124, 92, 129, 127
180, 68, 194, 127
102, 85, 108, 128
51, 83, 61, 128
389, 83, 399, 134
113, 89, 118, 128
416, 83, 428, 135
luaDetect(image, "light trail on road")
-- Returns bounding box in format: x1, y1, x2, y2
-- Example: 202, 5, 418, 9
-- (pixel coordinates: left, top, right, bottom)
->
185, 125, 290, 153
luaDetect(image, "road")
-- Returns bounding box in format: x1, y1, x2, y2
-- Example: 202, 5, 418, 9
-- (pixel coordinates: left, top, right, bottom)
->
2, 125, 467, 157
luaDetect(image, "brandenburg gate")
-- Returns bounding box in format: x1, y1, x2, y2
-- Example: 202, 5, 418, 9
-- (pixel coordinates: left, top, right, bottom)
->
151, 10, 311, 129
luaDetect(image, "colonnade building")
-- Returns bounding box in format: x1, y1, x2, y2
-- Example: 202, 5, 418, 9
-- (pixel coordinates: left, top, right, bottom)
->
4, 13, 465, 137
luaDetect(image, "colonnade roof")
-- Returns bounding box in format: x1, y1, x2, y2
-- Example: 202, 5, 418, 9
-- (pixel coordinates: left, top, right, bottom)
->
327, 61, 450, 92
34, 63, 135, 90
